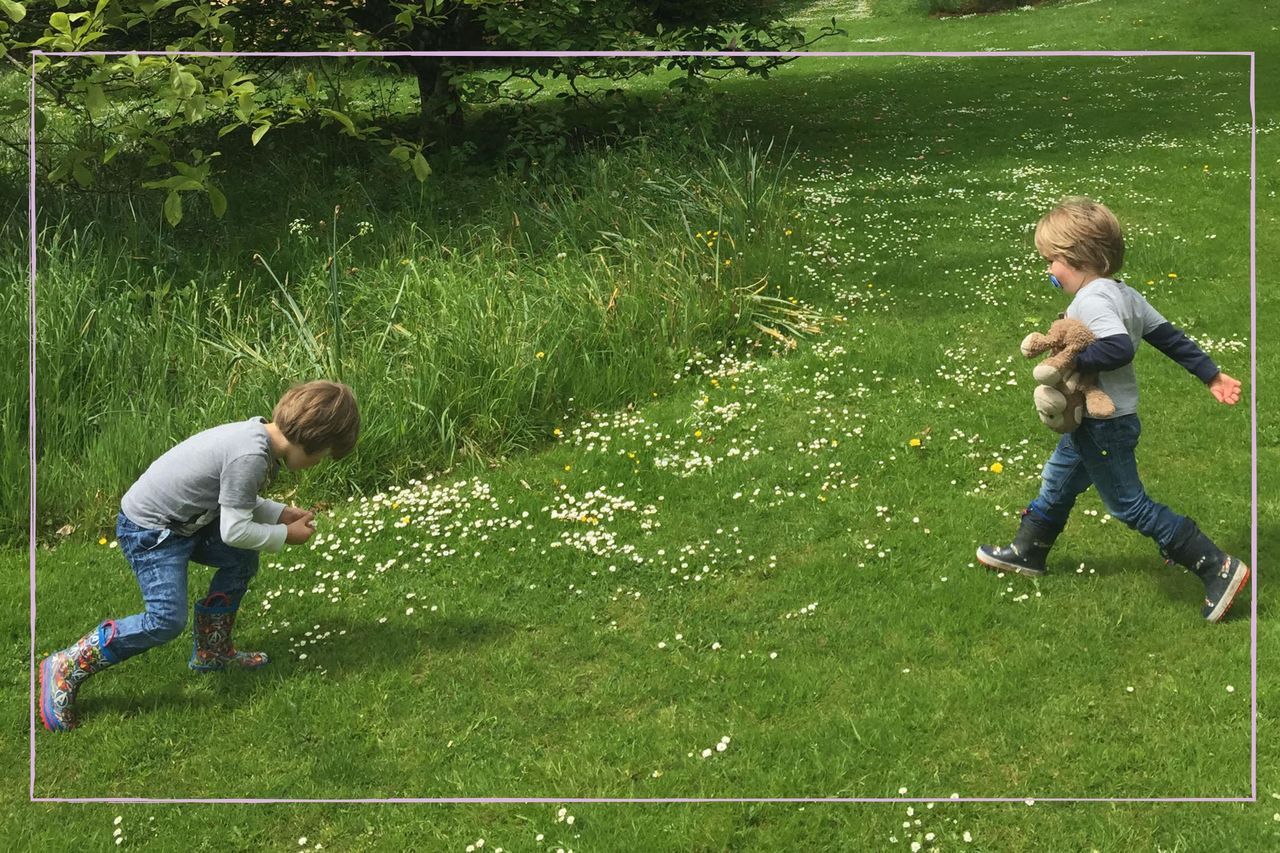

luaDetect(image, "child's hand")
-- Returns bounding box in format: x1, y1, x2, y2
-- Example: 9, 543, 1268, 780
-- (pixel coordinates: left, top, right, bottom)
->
279, 506, 314, 525
1208, 371, 1242, 405
285, 514, 317, 545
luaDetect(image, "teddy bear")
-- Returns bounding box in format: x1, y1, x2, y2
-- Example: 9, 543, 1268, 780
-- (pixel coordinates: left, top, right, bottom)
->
1020, 317, 1117, 433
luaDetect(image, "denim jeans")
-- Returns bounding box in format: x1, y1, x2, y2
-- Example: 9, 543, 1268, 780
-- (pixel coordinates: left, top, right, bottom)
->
1026, 415, 1185, 550
109, 512, 259, 662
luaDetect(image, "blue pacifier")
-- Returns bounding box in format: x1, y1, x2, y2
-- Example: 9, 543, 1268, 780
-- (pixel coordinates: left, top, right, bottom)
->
1048, 274, 1062, 289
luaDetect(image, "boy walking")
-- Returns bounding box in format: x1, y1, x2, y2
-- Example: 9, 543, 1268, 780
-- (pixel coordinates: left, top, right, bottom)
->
40, 380, 360, 731
977, 198, 1248, 622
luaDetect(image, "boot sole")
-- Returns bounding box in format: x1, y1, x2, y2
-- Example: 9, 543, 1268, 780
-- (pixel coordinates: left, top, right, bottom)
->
976, 547, 1046, 578
1205, 561, 1250, 623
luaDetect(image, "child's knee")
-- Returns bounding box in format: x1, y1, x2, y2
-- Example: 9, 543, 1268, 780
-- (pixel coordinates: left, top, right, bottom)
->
147, 610, 188, 643
1103, 492, 1155, 530
232, 552, 260, 578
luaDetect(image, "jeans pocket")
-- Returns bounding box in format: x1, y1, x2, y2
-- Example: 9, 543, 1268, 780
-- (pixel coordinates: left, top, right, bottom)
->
133, 526, 173, 552
1093, 416, 1140, 455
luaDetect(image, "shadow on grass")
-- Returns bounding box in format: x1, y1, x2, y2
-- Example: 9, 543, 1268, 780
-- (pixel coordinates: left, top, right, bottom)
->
314, 614, 516, 674
77, 615, 514, 720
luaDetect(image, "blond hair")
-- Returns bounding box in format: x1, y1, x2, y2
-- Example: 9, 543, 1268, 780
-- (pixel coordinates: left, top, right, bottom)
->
271, 380, 360, 460
1034, 197, 1125, 277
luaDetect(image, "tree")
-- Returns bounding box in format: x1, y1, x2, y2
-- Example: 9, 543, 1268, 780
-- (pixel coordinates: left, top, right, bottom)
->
2, 1, 842, 223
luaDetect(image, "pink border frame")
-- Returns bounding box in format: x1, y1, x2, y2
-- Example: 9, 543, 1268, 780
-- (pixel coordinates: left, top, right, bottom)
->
27, 48, 1258, 805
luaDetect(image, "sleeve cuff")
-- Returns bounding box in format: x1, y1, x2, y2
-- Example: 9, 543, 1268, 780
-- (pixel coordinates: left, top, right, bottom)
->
262, 523, 289, 553
1195, 362, 1221, 384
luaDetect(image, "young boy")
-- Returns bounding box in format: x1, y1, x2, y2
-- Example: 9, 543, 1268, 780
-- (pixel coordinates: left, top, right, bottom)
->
977, 198, 1248, 622
39, 380, 360, 732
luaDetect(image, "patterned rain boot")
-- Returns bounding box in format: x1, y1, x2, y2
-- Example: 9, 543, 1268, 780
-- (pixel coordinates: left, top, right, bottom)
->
189, 592, 270, 672
1162, 519, 1250, 623
39, 621, 118, 732
976, 510, 1059, 578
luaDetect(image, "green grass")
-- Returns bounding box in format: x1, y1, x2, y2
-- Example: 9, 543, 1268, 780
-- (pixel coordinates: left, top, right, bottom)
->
6, 0, 1280, 848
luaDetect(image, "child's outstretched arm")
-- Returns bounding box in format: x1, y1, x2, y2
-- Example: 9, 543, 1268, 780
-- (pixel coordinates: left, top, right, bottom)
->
1142, 322, 1240, 404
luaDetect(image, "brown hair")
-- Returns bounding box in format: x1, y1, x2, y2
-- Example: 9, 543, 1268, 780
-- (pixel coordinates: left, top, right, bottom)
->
271, 380, 360, 460
1034, 197, 1126, 277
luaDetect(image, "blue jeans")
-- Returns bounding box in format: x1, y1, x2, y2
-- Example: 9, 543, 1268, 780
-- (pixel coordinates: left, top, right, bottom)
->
109, 512, 259, 662
1026, 415, 1185, 550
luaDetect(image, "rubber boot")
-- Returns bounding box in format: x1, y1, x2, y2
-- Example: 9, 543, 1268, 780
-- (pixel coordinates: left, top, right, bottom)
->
1162, 519, 1250, 623
977, 511, 1059, 577
39, 621, 118, 732
189, 592, 269, 672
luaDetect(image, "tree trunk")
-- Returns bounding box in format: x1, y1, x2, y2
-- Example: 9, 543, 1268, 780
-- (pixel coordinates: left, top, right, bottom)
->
413, 57, 465, 146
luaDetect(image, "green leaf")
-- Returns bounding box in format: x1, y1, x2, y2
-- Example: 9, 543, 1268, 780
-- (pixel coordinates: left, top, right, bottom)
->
85, 83, 107, 120
411, 151, 431, 182
251, 122, 270, 145
389, 144, 411, 162
71, 159, 92, 187
318, 108, 358, 137
207, 184, 227, 219
0, 1, 26, 24
163, 191, 182, 227
49, 11, 70, 33
143, 175, 202, 192
305, 72, 317, 95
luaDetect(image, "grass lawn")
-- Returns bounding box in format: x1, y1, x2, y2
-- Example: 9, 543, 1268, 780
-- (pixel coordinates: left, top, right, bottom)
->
7, 0, 1278, 849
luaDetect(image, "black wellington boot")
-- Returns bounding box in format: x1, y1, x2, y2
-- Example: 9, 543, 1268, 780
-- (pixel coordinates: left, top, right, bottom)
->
977, 512, 1059, 578
1162, 519, 1250, 623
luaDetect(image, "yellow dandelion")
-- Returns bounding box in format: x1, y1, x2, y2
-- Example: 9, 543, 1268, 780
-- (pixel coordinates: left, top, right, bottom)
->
536, 351, 545, 359
98, 536, 107, 545
553, 427, 562, 436
627, 451, 636, 459
784, 228, 793, 236
724, 259, 732, 266
400, 515, 411, 524
694, 430, 703, 438
909, 438, 922, 447
564, 464, 572, 472
990, 462, 1004, 473
1146, 280, 1154, 285
1167, 273, 1178, 279
818, 495, 827, 502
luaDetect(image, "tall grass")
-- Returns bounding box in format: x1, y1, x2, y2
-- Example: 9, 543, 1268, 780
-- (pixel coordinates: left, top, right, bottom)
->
3, 132, 809, 544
